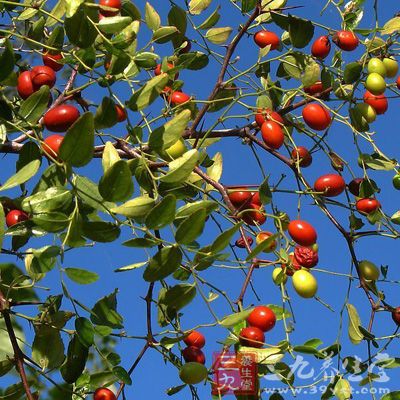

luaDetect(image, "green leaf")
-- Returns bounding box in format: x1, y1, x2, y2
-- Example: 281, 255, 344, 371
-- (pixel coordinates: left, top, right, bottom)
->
259, 176, 272, 205
114, 261, 147, 272
75, 317, 95, 347
242, 0, 257, 13
220, 309, 253, 327
102, 142, 121, 172
91, 290, 124, 329
143, 246, 182, 282
99, 160, 133, 202
94, 97, 118, 129
211, 223, 242, 253
61, 334, 89, 384
334, 378, 352, 400
82, 221, 121, 242
153, 26, 179, 44
391, 211, 400, 225
266, 304, 292, 320
238, 346, 284, 365
176, 200, 218, 218
113, 366, 132, 385
381, 393, 400, 400
122, 237, 160, 248
205, 27, 232, 44
160, 149, 199, 183
145, 2, 160, 30
145, 195, 176, 229
65, 4, 98, 48
65, 267, 99, 284
189, 0, 212, 14
127, 74, 170, 111
175, 209, 207, 245
168, 5, 187, 37
21, 187, 73, 214
381, 17, 400, 35
30, 245, 60, 273
19, 85, 49, 124
344, 62, 362, 84
288, 16, 314, 48
346, 304, 363, 345
73, 175, 112, 212
0, 359, 13, 377
149, 110, 191, 151
98, 15, 132, 34
60, 112, 94, 167
32, 327, 65, 369
166, 384, 186, 396
111, 196, 155, 219
16, 142, 41, 172
160, 283, 196, 311
0, 39, 15, 83
0, 160, 40, 192
301, 61, 320, 87
245, 234, 278, 261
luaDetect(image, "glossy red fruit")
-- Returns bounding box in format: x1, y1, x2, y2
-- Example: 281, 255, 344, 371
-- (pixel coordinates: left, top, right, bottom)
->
182, 346, 206, 364
251, 191, 261, 206
255, 108, 284, 127
294, 246, 319, 268
363, 91, 388, 115
184, 331, 205, 349
93, 387, 116, 400
392, 307, 400, 325
288, 220, 317, 247
242, 204, 266, 226
99, 0, 121, 16
239, 326, 264, 348
253, 30, 280, 50
314, 174, 346, 197
333, 31, 359, 51
302, 104, 331, 131
42, 52, 63, 71
43, 105, 80, 132
356, 198, 381, 214
291, 146, 312, 167
311, 35, 331, 59
30, 66, 56, 90
397, 76, 400, 90
261, 120, 285, 149
235, 236, 253, 248
42, 135, 63, 158
170, 91, 191, 106
247, 306, 276, 333
228, 190, 253, 208
304, 81, 324, 95
348, 178, 364, 196
154, 63, 178, 79
6, 210, 29, 227
17, 71, 34, 99
115, 104, 127, 122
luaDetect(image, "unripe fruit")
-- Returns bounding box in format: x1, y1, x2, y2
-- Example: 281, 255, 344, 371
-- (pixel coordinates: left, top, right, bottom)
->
255, 231, 277, 252
253, 30, 280, 50
6, 210, 29, 227
43, 105, 80, 132
358, 260, 380, 281
183, 330, 205, 349
392, 174, 400, 190
247, 306, 276, 332
314, 174, 346, 197
367, 58, 387, 77
261, 120, 284, 149
272, 267, 288, 285
302, 104, 331, 131
93, 387, 116, 400
165, 139, 186, 160
30, 66, 56, 90
363, 91, 388, 115
255, 108, 284, 127
179, 362, 208, 385
292, 270, 318, 298
170, 91, 191, 106
42, 135, 63, 158
365, 72, 386, 95
356, 198, 380, 214
99, 0, 121, 17
391, 307, 400, 325
311, 35, 331, 59
383, 57, 398, 78
182, 346, 206, 364
333, 31, 359, 51
291, 146, 312, 167
239, 326, 264, 348
42, 52, 63, 71
115, 104, 127, 122
17, 71, 34, 99
354, 103, 376, 123
288, 220, 317, 246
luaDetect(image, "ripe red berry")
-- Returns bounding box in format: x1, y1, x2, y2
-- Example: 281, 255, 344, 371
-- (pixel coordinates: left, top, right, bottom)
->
30, 66, 56, 90
42, 52, 63, 71
115, 104, 127, 122
17, 71, 34, 99
170, 91, 191, 106
314, 174, 346, 197
304, 81, 324, 96
43, 105, 80, 132
333, 31, 359, 51
6, 210, 29, 227
183, 331, 205, 349
42, 135, 64, 158
99, 0, 121, 17
392, 307, 400, 325
242, 204, 266, 226
311, 35, 331, 59
302, 103, 331, 131
253, 30, 280, 50
288, 220, 317, 247
291, 146, 312, 167
239, 326, 264, 348
228, 190, 253, 208
363, 91, 388, 115
356, 198, 381, 214
255, 108, 284, 127
247, 306, 276, 332
182, 346, 206, 364
93, 387, 116, 400
261, 120, 285, 149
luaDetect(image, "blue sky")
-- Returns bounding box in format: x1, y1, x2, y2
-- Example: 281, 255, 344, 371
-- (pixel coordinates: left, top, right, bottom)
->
2, 0, 400, 398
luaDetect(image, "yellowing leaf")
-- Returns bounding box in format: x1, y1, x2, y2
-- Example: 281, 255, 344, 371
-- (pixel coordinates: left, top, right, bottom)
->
205, 27, 232, 44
